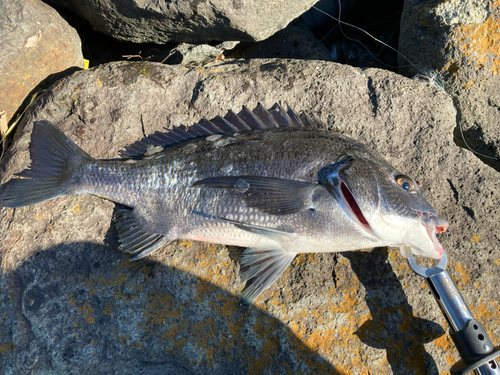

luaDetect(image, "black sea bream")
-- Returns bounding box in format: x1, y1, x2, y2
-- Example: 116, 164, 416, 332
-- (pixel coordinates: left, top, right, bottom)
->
0, 103, 448, 303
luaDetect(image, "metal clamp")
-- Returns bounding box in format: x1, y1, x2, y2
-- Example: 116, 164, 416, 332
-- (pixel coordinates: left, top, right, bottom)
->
407, 250, 500, 374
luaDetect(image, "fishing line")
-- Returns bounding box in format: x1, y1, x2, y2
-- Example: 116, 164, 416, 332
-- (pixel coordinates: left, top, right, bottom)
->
458, 121, 498, 160
311, 1, 498, 161
311, 3, 429, 74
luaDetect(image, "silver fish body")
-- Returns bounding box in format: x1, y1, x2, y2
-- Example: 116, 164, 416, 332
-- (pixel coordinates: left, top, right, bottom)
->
0, 103, 448, 303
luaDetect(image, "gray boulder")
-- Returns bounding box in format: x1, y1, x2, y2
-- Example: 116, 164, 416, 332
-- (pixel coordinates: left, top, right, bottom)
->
0, 0, 84, 126
0, 59, 499, 373
232, 19, 333, 61
399, 0, 500, 171
44, 0, 318, 44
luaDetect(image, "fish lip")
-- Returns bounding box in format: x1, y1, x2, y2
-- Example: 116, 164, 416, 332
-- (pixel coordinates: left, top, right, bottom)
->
417, 211, 449, 259
339, 180, 374, 235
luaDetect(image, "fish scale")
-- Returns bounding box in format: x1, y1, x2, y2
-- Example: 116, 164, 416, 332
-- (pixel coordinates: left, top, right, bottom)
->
0, 103, 448, 304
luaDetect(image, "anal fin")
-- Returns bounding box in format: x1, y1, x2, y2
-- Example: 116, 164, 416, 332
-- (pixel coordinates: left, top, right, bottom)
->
240, 249, 296, 305
113, 206, 171, 260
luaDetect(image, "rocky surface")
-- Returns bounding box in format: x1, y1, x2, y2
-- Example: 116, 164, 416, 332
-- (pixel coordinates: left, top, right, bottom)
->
44, 0, 318, 44
0, 0, 84, 127
1, 59, 499, 373
228, 19, 333, 62
399, 0, 500, 171
76, 15, 333, 68
171, 41, 239, 64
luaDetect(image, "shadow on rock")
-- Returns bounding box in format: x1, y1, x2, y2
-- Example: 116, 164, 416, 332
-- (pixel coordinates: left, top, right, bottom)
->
453, 124, 500, 173
343, 249, 445, 374
1, 240, 338, 374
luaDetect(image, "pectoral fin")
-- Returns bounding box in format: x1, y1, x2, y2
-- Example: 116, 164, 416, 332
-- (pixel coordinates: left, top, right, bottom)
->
240, 248, 297, 304
192, 176, 319, 215
113, 206, 171, 260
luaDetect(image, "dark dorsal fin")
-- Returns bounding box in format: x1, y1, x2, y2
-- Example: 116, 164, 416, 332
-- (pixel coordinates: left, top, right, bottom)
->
119, 102, 322, 159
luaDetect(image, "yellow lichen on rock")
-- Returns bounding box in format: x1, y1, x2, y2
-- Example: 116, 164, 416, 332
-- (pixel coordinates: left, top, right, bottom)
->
70, 204, 81, 213
434, 334, 459, 367
179, 240, 193, 249
451, 16, 500, 75
463, 80, 475, 89
0, 342, 15, 354
454, 263, 471, 285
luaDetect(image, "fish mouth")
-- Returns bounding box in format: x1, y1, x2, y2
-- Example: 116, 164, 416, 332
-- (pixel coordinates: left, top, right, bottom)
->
340, 181, 373, 233
417, 211, 449, 259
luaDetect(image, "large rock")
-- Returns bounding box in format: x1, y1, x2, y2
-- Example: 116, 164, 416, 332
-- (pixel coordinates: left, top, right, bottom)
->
0, 0, 84, 126
399, 0, 500, 171
230, 19, 333, 61
44, 0, 318, 44
1, 59, 499, 373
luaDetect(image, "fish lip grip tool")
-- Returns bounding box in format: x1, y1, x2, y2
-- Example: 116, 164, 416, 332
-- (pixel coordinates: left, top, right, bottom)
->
407, 250, 500, 374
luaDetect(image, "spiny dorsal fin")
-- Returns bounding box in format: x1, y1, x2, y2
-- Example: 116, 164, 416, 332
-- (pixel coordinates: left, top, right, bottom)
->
119, 102, 322, 159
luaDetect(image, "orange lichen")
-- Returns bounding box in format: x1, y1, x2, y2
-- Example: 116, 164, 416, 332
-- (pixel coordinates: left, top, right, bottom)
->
179, 240, 193, 249
33, 212, 46, 220
434, 334, 458, 366
143, 291, 182, 325
103, 302, 112, 316
454, 263, 471, 285
70, 204, 81, 213
0, 342, 15, 354
471, 301, 500, 323
471, 234, 481, 242
463, 80, 475, 89
470, 301, 500, 345
451, 17, 500, 75
293, 253, 317, 265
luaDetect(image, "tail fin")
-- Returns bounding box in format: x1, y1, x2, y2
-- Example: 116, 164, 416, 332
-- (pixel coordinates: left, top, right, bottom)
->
0, 121, 93, 208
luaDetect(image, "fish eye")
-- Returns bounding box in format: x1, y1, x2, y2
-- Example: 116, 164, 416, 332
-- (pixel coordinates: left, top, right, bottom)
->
396, 175, 415, 192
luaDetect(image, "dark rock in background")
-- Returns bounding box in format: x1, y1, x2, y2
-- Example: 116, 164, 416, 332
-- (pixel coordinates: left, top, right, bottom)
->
303, 0, 404, 70
53, 6, 332, 68
43, 0, 318, 44
1, 58, 498, 373
227, 19, 333, 62
49, 0, 402, 69
0, 0, 83, 125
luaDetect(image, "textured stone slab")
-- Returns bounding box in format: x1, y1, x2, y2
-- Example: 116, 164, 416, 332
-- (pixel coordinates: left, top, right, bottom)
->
0, 59, 498, 373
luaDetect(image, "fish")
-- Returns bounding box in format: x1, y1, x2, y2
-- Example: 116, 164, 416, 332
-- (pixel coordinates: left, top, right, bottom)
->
0, 103, 449, 304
